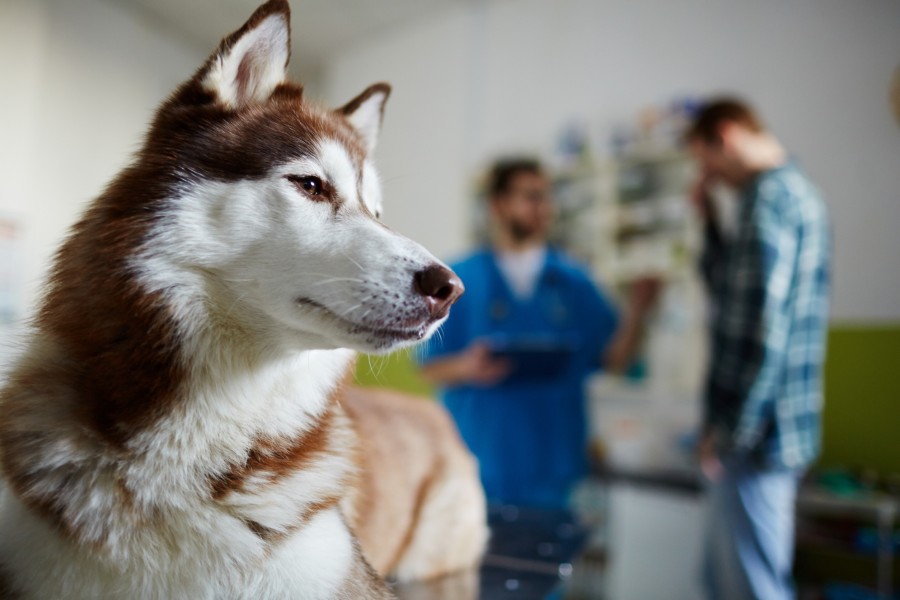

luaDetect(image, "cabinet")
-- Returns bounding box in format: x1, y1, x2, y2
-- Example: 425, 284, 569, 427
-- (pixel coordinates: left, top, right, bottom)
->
551, 151, 699, 290
795, 488, 898, 599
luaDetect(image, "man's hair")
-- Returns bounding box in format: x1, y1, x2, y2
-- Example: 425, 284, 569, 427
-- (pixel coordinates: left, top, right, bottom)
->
685, 97, 765, 145
487, 157, 543, 198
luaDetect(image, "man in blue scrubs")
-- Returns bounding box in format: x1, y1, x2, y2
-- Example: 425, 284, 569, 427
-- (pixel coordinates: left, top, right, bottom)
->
420, 158, 659, 508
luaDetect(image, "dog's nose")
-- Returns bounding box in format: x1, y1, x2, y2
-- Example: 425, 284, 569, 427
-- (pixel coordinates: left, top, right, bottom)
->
413, 264, 465, 319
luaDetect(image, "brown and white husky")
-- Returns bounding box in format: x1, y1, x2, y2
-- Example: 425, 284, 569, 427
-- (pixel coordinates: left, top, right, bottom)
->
0, 1, 487, 597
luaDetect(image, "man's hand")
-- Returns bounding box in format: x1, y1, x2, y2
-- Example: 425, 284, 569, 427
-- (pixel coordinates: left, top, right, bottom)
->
628, 275, 663, 318
420, 341, 510, 387
602, 276, 663, 373
697, 430, 724, 482
455, 342, 511, 386
689, 171, 715, 221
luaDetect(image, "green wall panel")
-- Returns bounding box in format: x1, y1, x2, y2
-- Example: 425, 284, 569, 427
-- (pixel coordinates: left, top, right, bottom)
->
353, 349, 435, 398
819, 324, 900, 477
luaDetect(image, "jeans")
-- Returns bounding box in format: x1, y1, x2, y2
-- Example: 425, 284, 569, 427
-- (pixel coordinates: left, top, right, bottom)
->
703, 456, 801, 600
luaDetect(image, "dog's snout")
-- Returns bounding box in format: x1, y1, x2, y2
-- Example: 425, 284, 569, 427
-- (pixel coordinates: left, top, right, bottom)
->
413, 264, 464, 318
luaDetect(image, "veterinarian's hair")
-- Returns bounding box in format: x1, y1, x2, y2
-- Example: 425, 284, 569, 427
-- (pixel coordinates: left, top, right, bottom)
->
487, 157, 544, 199
685, 97, 765, 145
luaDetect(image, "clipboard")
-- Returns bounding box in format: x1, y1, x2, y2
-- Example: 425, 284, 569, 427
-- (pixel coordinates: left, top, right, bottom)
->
486, 333, 579, 382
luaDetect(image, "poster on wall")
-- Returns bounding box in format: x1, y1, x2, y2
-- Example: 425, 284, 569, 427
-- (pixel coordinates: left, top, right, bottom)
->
0, 213, 25, 377
0, 214, 23, 326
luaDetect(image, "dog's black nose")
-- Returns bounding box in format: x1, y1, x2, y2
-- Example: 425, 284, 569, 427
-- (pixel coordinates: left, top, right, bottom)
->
413, 264, 465, 319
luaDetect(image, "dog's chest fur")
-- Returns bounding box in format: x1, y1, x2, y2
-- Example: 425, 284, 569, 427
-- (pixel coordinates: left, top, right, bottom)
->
0, 337, 380, 598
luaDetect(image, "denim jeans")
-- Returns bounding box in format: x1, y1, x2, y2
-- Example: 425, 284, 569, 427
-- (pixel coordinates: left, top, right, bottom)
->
703, 456, 801, 600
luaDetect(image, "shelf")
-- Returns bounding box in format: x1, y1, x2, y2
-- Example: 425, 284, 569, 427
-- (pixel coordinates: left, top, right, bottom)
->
611, 149, 691, 169
798, 489, 899, 525
794, 487, 898, 598
795, 543, 900, 588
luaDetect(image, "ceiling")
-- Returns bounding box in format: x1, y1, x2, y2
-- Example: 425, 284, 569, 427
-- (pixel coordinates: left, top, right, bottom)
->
113, 0, 470, 78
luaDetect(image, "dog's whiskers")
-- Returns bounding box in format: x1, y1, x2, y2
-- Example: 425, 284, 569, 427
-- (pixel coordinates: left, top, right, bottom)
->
222, 289, 253, 321
336, 303, 363, 319
337, 250, 366, 273
365, 354, 378, 382
305, 276, 366, 286
371, 353, 388, 380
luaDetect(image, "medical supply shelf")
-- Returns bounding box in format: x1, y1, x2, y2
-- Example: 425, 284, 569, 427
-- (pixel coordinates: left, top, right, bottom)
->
795, 489, 898, 599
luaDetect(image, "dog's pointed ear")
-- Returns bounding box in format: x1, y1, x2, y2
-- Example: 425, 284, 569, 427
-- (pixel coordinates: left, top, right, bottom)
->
338, 83, 391, 154
198, 0, 291, 109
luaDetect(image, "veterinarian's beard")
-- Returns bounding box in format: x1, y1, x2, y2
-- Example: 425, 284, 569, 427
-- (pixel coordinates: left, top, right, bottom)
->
506, 219, 542, 244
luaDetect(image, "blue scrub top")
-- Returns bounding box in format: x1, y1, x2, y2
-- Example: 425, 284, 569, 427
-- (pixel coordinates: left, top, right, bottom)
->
422, 247, 618, 508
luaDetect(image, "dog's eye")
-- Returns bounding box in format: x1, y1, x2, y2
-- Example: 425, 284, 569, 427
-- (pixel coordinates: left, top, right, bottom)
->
287, 175, 325, 199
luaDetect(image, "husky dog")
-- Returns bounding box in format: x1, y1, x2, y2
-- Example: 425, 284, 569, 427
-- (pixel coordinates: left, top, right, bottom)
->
0, 1, 487, 598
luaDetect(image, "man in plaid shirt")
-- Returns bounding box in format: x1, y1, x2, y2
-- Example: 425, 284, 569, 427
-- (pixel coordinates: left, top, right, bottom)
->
686, 98, 830, 600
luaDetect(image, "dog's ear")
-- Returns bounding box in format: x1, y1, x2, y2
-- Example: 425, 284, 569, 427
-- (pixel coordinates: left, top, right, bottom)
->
338, 83, 391, 154
198, 0, 291, 109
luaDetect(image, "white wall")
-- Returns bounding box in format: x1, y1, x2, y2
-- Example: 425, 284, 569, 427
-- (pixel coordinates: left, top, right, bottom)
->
324, 4, 477, 271
0, 0, 206, 325
323, 0, 900, 322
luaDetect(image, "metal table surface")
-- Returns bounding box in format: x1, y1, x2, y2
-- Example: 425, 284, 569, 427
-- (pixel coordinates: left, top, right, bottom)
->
590, 458, 704, 496
393, 504, 590, 600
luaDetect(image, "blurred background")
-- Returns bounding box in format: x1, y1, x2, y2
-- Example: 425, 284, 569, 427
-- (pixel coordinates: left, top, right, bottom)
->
0, 0, 898, 598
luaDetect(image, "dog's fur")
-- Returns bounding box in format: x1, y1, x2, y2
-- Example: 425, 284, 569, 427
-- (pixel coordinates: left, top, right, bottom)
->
0, 1, 487, 597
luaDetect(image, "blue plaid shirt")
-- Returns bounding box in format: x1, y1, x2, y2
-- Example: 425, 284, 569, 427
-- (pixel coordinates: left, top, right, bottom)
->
701, 162, 830, 470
